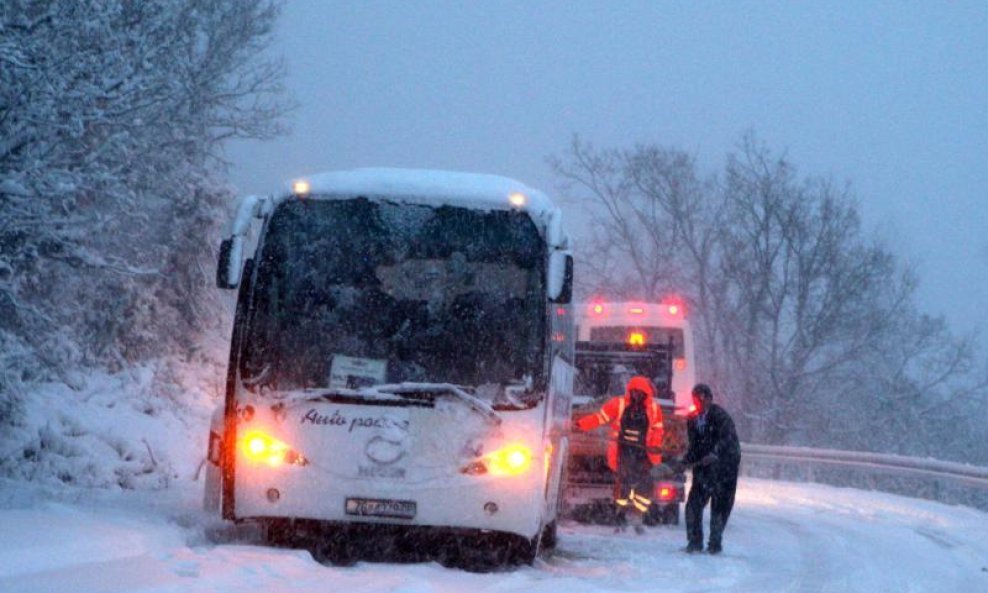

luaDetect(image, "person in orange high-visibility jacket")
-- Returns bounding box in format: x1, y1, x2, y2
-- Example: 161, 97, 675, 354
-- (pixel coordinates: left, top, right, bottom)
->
574, 375, 664, 533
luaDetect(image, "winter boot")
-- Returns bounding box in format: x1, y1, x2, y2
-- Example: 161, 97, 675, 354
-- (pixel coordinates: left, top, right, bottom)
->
628, 509, 646, 535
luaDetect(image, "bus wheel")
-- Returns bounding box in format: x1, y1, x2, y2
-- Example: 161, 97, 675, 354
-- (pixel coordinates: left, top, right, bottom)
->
314, 543, 358, 567
313, 530, 358, 567
263, 518, 295, 547
512, 531, 543, 566
455, 534, 513, 572
540, 520, 558, 551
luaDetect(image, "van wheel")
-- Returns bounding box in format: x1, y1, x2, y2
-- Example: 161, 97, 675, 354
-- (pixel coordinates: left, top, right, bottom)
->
663, 504, 680, 526
643, 505, 662, 526
643, 504, 680, 526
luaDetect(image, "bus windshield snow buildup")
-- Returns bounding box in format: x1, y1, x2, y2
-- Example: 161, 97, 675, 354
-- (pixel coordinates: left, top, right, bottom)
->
241, 198, 546, 397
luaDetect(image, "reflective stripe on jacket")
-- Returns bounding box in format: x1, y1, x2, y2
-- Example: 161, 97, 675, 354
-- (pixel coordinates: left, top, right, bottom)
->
576, 376, 664, 470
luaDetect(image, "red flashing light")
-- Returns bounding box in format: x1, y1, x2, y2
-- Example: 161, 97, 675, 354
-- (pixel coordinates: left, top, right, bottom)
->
657, 485, 677, 502
661, 295, 687, 317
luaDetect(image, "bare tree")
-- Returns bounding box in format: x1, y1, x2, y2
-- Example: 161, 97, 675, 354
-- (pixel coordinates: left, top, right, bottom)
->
1, 1, 290, 421
550, 137, 720, 299
716, 136, 905, 441
552, 133, 987, 459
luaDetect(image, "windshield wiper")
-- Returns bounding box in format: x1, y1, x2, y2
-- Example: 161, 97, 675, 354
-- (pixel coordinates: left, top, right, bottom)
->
369, 383, 502, 426
241, 363, 273, 389
250, 383, 503, 426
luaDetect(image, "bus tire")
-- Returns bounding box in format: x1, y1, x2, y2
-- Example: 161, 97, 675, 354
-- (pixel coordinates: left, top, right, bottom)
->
455, 533, 514, 572
312, 528, 359, 567
263, 518, 294, 547
541, 520, 558, 551
511, 529, 543, 566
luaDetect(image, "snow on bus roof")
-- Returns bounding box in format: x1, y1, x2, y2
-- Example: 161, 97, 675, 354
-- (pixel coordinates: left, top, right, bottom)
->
283, 168, 557, 216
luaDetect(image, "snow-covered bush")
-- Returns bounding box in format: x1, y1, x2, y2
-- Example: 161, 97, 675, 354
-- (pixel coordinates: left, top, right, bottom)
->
0, 359, 223, 490
0, 0, 289, 486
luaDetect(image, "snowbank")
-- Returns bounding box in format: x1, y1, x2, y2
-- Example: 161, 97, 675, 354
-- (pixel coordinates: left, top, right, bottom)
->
0, 357, 221, 494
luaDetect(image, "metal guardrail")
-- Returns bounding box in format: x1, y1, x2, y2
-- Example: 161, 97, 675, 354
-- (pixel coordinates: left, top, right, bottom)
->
739, 443, 988, 510
742, 443, 988, 486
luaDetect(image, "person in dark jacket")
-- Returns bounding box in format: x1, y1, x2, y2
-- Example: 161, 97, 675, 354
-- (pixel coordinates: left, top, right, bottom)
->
682, 383, 740, 554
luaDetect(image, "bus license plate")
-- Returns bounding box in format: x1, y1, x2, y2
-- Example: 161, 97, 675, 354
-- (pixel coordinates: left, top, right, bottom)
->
345, 497, 417, 519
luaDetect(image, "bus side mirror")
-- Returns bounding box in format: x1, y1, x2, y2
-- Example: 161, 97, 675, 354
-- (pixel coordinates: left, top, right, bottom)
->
548, 252, 573, 304
216, 237, 244, 289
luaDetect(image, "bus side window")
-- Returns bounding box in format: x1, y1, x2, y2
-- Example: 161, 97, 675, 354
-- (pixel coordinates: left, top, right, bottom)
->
551, 303, 574, 362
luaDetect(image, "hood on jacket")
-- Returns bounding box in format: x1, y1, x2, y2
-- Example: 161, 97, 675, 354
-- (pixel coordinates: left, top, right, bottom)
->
624, 375, 656, 407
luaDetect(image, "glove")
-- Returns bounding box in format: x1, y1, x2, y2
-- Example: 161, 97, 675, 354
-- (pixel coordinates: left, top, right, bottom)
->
650, 463, 675, 479
664, 456, 687, 474
700, 453, 718, 467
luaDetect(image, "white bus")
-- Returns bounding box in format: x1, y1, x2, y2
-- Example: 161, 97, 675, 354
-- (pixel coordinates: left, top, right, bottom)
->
565, 299, 695, 525
204, 169, 575, 568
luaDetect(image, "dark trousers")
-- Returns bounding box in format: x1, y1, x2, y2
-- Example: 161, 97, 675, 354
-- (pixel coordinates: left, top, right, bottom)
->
685, 467, 738, 547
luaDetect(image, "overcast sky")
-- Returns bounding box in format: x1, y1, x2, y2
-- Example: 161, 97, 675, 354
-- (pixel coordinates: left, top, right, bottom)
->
226, 1, 988, 343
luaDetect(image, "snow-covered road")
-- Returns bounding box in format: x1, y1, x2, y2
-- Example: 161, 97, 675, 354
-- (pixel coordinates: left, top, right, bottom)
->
2, 478, 986, 593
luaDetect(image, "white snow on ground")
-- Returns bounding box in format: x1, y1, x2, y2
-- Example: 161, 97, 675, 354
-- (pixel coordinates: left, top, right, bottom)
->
3, 475, 988, 591
1, 369, 987, 592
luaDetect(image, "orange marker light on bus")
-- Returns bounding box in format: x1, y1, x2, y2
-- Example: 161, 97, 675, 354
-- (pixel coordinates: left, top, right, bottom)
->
485, 443, 533, 476
668, 304, 679, 316
247, 434, 268, 456
592, 304, 605, 315
629, 306, 645, 314
292, 179, 311, 197
628, 331, 646, 346
243, 430, 289, 466
242, 430, 308, 467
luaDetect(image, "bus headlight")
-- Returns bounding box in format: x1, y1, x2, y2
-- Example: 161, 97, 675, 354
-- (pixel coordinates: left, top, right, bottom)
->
461, 443, 533, 476
242, 430, 308, 467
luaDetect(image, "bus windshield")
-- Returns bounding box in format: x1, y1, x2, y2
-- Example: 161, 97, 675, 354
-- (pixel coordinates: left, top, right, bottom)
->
240, 197, 547, 396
